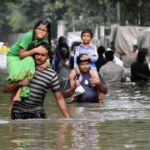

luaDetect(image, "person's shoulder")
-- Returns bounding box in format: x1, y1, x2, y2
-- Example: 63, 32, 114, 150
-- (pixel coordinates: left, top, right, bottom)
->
21, 31, 33, 40
100, 62, 108, 68
45, 67, 57, 75
90, 43, 96, 47
23, 31, 32, 37
89, 43, 96, 49
76, 43, 82, 49
115, 62, 123, 68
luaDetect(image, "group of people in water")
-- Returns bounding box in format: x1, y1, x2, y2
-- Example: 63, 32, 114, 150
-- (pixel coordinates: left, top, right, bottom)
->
3, 19, 150, 120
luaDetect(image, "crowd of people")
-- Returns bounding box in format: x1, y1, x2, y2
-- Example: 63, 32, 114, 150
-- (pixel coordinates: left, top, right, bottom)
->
3, 19, 150, 120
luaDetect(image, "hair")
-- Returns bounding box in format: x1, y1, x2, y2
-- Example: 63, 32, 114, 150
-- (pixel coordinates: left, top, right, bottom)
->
32, 19, 51, 48
81, 28, 93, 38
36, 42, 51, 57
137, 49, 147, 63
105, 50, 114, 61
97, 46, 106, 55
77, 53, 91, 65
58, 36, 66, 43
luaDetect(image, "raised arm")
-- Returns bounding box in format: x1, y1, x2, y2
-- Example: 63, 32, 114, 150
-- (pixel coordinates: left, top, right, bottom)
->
19, 46, 47, 59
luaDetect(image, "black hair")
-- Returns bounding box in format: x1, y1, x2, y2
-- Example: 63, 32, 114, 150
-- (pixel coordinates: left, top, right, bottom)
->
97, 46, 106, 55
137, 49, 147, 63
58, 36, 66, 43
81, 29, 93, 38
77, 53, 91, 65
36, 42, 51, 57
105, 51, 114, 61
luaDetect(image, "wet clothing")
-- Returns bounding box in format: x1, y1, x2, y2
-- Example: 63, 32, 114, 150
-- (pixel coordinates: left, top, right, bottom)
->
11, 109, 46, 119
7, 31, 49, 97
65, 72, 105, 103
11, 67, 60, 119
74, 43, 98, 69
131, 62, 150, 82
100, 61, 125, 84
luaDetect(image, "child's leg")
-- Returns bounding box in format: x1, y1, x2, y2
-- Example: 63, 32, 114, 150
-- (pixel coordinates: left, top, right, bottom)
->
8, 92, 15, 113
12, 87, 22, 101
89, 69, 100, 82
9, 90, 21, 113
89, 69, 103, 103
69, 69, 80, 102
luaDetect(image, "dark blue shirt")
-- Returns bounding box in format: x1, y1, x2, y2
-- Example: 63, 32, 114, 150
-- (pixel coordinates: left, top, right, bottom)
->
65, 72, 105, 103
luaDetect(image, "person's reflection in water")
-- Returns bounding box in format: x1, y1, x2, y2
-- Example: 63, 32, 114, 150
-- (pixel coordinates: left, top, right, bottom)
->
70, 122, 100, 149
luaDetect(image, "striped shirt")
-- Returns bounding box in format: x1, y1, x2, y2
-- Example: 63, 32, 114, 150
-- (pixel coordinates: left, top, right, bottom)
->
74, 43, 98, 69
11, 67, 60, 113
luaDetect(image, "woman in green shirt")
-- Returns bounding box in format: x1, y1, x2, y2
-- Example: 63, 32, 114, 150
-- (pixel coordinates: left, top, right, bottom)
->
7, 19, 51, 102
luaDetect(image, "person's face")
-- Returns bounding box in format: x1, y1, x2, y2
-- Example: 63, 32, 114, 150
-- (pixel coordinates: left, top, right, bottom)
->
35, 24, 48, 40
81, 32, 92, 45
34, 48, 48, 65
78, 61, 90, 73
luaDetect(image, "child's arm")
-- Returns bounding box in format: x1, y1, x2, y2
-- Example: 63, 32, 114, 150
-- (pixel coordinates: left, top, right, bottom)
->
69, 70, 77, 88
19, 45, 46, 59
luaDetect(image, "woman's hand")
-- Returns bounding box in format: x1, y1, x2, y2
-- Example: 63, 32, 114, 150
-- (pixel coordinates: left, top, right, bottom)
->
33, 46, 47, 54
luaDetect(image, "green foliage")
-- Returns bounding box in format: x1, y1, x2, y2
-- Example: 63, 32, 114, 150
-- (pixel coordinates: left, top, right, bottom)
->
0, 0, 149, 40
8, 10, 27, 32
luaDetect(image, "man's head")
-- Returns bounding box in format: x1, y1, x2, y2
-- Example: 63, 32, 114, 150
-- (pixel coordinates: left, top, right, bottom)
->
105, 50, 114, 61
34, 43, 50, 66
97, 46, 106, 55
137, 48, 147, 63
77, 54, 91, 73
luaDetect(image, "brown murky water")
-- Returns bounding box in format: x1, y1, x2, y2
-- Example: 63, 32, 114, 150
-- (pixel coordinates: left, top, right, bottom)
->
0, 68, 150, 150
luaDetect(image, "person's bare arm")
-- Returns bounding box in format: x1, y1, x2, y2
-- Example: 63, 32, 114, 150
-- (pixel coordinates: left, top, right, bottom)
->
53, 91, 69, 118
89, 78, 108, 94
63, 87, 76, 98
19, 46, 47, 59
97, 82, 108, 94
3, 78, 30, 93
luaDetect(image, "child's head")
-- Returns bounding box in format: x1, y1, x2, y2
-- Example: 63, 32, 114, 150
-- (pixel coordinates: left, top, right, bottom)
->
33, 19, 51, 44
81, 29, 93, 45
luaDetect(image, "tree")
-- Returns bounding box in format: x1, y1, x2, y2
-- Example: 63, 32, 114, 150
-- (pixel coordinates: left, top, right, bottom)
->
0, 0, 149, 41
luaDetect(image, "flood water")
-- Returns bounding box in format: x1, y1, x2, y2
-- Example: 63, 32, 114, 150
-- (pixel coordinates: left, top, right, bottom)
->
0, 68, 150, 150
